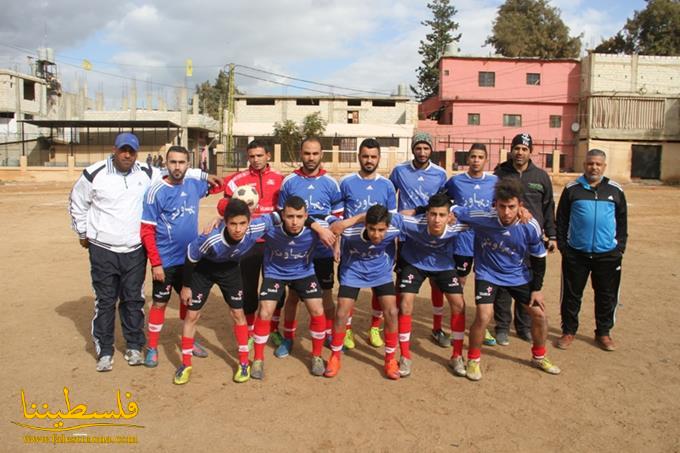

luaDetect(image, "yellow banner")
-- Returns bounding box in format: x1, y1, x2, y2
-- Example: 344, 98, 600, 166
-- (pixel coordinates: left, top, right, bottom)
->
82, 59, 92, 71
185, 59, 193, 77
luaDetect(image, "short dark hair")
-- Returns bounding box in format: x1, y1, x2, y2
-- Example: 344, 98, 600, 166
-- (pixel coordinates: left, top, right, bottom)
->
495, 178, 524, 202
366, 204, 391, 226
283, 195, 307, 211
427, 192, 452, 210
247, 139, 269, 152
586, 148, 607, 159
359, 138, 381, 153
166, 145, 189, 158
224, 198, 251, 221
300, 136, 322, 150
469, 143, 487, 157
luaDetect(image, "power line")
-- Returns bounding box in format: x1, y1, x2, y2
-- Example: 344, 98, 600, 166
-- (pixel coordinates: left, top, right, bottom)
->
234, 64, 394, 96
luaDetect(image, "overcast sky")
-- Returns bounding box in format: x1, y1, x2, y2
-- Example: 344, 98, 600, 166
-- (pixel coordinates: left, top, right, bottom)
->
0, 0, 646, 107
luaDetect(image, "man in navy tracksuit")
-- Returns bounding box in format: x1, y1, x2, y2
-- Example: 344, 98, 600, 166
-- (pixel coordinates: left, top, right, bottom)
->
555, 149, 627, 351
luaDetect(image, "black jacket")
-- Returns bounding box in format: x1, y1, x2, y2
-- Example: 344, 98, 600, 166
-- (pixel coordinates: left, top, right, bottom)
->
494, 159, 556, 239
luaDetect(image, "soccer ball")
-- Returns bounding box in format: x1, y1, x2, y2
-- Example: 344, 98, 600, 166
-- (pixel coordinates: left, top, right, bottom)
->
233, 185, 259, 208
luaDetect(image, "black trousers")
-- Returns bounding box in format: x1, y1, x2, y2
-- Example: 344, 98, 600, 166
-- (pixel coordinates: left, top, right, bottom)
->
89, 244, 146, 358
239, 242, 284, 316
560, 247, 622, 336
493, 288, 532, 334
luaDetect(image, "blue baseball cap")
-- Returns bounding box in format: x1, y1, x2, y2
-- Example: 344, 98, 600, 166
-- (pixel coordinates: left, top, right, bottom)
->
114, 132, 140, 151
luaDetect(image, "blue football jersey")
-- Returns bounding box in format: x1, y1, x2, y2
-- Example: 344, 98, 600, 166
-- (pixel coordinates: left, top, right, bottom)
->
338, 224, 401, 288
262, 220, 329, 280
187, 214, 278, 264
392, 213, 468, 272
453, 207, 547, 287
340, 173, 397, 218
142, 178, 209, 267
389, 161, 447, 211
278, 171, 342, 259
445, 172, 498, 257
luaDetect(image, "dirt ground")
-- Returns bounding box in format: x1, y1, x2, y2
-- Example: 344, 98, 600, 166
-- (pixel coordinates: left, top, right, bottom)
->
1, 181, 679, 452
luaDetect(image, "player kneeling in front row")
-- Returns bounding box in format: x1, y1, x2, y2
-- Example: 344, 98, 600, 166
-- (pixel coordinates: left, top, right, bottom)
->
251, 196, 335, 379
325, 204, 402, 379
174, 199, 279, 385
454, 178, 560, 381
396, 193, 468, 378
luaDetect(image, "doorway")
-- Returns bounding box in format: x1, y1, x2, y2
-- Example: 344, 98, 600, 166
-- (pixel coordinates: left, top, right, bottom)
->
631, 144, 661, 179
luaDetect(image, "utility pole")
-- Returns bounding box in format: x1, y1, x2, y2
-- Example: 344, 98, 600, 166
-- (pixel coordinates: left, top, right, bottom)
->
226, 63, 235, 167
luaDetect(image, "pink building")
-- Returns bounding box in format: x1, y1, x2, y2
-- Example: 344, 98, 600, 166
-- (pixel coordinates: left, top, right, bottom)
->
419, 56, 581, 171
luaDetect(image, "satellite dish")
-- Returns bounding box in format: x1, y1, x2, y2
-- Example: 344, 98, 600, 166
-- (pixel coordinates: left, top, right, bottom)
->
571, 122, 580, 133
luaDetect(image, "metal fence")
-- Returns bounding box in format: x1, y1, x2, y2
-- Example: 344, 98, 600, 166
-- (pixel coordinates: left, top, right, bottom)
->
430, 136, 576, 173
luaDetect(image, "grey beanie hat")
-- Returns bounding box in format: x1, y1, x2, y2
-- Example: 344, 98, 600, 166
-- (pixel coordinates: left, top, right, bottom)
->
411, 132, 434, 151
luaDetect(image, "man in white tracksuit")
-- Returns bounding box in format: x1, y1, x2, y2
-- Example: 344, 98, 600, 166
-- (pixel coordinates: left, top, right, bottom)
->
69, 132, 211, 372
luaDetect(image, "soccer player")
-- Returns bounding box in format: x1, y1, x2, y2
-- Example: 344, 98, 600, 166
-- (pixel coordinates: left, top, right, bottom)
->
216, 140, 285, 346
141, 146, 217, 368
275, 137, 343, 358
339, 138, 397, 349
444, 143, 498, 346
251, 196, 334, 379
493, 133, 557, 345
394, 193, 468, 377
323, 204, 402, 379
555, 149, 627, 351
389, 132, 449, 348
69, 132, 218, 372
173, 199, 278, 385
454, 178, 561, 381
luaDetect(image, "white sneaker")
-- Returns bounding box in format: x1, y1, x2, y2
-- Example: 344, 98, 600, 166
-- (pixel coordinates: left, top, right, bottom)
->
449, 356, 467, 377
96, 355, 113, 372
124, 349, 143, 366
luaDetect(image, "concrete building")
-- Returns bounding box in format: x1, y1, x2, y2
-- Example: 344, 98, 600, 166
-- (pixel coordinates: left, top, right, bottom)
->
418, 56, 581, 172
578, 53, 680, 183
229, 94, 418, 175
0, 69, 49, 165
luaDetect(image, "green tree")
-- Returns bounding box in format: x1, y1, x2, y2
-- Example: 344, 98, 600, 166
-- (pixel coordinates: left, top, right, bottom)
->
594, 0, 680, 56
273, 112, 327, 163
300, 112, 327, 138
485, 0, 582, 58
273, 119, 303, 163
411, 0, 461, 101
194, 70, 240, 120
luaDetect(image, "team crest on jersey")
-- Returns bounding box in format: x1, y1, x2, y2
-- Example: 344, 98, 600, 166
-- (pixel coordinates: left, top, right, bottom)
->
267, 179, 276, 185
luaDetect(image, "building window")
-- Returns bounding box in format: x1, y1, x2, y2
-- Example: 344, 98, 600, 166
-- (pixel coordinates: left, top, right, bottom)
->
444, 70, 450, 76
347, 111, 359, 124
376, 137, 400, 148
23, 80, 36, 101
549, 115, 562, 128
455, 151, 468, 166
0, 112, 14, 125
296, 98, 320, 106
526, 73, 541, 85
503, 114, 522, 127
468, 113, 480, 125
245, 98, 275, 106
478, 72, 495, 87
372, 99, 396, 107
347, 99, 361, 106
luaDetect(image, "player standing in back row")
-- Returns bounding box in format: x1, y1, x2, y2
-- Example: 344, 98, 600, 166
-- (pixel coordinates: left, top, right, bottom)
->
339, 138, 397, 349
140, 146, 217, 368
389, 132, 448, 347
275, 137, 343, 358
216, 140, 285, 346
